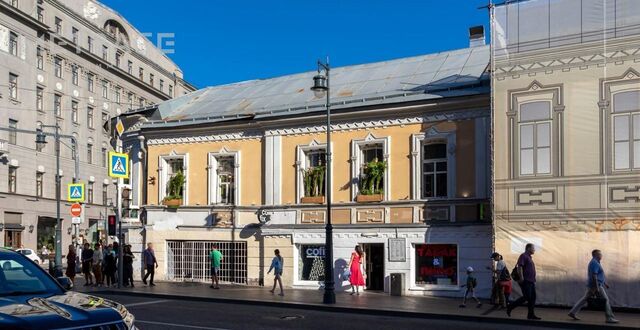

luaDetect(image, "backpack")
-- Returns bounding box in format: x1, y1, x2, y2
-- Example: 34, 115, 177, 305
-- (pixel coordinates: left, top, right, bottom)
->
499, 266, 511, 281
510, 266, 521, 282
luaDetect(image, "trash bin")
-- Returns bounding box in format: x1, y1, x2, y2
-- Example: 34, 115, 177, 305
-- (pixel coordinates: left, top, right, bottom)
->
390, 273, 405, 296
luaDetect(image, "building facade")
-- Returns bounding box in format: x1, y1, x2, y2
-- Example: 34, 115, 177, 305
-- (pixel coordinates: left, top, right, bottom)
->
492, 0, 640, 307
129, 38, 493, 296
0, 0, 193, 254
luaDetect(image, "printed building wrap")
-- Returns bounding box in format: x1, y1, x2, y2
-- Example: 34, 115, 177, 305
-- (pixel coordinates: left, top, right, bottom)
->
491, 0, 640, 307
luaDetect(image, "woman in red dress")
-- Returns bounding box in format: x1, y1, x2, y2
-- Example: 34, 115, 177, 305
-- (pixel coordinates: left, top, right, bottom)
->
348, 245, 366, 295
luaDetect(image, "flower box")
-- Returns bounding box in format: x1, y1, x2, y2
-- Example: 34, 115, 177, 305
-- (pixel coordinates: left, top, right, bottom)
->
301, 196, 325, 204
356, 194, 383, 203
162, 198, 182, 207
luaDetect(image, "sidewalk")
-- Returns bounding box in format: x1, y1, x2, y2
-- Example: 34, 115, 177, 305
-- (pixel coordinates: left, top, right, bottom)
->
77, 282, 640, 329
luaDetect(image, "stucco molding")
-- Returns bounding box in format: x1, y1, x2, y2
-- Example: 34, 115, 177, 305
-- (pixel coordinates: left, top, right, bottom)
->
411, 127, 457, 200
146, 110, 488, 146
599, 68, 640, 175
494, 44, 640, 79
506, 81, 564, 180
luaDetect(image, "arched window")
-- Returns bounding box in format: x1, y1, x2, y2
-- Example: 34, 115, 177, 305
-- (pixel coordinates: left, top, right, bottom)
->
104, 19, 129, 45
612, 90, 640, 170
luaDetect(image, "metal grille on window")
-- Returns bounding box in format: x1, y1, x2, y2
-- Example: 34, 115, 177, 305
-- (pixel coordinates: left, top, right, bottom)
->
167, 241, 247, 284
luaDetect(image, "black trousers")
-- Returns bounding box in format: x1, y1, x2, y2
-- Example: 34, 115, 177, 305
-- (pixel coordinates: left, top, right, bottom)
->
143, 265, 155, 284
510, 280, 537, 317
124, 264, 134, 285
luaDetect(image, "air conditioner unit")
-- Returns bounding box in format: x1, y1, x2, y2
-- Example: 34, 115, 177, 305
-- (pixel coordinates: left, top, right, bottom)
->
0, 139, 8, 156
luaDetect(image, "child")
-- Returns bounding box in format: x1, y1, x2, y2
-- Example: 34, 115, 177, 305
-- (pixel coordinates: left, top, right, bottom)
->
460, 266, 482, 308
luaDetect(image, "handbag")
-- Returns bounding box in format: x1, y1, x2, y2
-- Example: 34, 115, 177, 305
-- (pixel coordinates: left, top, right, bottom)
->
342, 269, 351, 281
586, 290, 607, 311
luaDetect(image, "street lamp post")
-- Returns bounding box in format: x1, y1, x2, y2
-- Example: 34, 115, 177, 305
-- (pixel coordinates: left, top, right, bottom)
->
36, 124, 79, 277
311, 58, 335, 304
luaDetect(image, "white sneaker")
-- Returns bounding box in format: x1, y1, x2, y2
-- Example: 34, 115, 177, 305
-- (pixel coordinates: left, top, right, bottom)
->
606, 318, 619, 324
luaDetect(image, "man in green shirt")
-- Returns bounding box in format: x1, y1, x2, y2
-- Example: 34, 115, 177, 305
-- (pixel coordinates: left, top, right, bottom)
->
210, 245, 223, 289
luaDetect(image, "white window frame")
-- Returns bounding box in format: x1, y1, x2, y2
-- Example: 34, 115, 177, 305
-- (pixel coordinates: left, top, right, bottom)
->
611, 89, 640, 172
159, 153, 189, 205
517, 100, 553, 177
296, 140, 332, 203
207, 148, 240, 205
411, 127, 457, 200
292, 242, 327, 287
350, 133, 390, 201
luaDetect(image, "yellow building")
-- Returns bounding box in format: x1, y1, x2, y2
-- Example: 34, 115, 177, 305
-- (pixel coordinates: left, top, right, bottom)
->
126, 36, 492, 296
492, 1, 640, 307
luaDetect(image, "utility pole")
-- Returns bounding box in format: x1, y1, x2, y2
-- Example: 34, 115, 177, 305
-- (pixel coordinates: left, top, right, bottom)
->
116, 137, 124, 288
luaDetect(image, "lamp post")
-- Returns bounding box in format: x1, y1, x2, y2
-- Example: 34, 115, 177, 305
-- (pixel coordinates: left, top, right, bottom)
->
310, 58, 335, 304
36, 124, 79, 277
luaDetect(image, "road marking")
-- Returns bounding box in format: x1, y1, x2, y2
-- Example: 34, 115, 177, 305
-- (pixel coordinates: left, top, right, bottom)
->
125, 300, 169, 307
136, 320, 230, 330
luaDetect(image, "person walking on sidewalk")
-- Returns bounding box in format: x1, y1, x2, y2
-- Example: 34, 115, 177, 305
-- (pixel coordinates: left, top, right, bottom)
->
81, 243, 93, 286
568, 249, 619, 324
490, 252, 510, 308
209, 244, 223, 289
507, 243, 541, 320
92, 243, 104, 287
123, 245, 135, 287
348, 245, 366, 295
142, 243, 158, 286
65, 244, 77, 284
460, 266, 482, 308
268, 249, 284, 296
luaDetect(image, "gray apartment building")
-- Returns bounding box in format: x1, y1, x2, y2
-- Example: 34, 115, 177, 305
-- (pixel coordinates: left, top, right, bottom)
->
0, 0, 193, 253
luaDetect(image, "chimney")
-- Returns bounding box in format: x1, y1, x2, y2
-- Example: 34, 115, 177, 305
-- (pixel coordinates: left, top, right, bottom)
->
469, 25, 485, 48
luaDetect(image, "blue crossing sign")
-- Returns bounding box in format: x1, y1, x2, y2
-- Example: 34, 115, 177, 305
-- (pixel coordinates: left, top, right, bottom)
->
67, 183, 85, 202
108, 151, 129, 179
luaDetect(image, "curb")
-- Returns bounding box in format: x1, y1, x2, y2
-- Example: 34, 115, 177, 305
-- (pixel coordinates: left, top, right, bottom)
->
92, 289, 632, 330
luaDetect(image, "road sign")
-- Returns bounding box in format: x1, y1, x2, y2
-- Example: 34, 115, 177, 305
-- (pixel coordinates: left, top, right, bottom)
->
108, 151, 129, 179
70, 203, 82, 217
115, 118, 125, 136
72, 217, 83, 224
67, 183, 85, 202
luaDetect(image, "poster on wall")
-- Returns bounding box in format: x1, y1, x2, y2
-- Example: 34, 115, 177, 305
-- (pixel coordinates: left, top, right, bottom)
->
414, 244, 457, 286
298, 245, 325, 282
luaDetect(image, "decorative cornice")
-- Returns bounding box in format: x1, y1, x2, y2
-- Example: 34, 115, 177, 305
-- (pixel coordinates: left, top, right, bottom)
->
494, 44, 640, 80
146, 109, 487, 146
148, 131, 262, 145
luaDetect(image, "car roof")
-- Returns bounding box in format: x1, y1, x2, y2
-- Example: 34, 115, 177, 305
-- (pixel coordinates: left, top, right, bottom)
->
0, 248, 20, 255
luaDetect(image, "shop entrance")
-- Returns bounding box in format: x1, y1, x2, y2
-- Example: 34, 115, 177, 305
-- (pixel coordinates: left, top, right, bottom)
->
363, 243, 384, 291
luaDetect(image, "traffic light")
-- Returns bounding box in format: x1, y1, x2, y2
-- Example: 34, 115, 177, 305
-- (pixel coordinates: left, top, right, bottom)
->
108, 215, 117, 236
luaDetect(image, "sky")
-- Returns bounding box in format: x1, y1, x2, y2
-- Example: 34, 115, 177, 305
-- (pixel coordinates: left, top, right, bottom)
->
101, 0, 490, 89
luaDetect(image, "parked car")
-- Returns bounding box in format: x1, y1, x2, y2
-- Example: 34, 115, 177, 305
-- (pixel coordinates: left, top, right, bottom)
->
15, 249, 42, 265
0, 249, 136, 329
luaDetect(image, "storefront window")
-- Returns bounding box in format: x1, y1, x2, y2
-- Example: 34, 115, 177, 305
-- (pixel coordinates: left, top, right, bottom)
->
298, 245, 325, 282
414, 244, 457, 286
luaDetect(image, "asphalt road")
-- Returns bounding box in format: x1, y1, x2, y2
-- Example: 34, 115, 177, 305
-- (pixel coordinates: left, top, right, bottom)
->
93, 293, 567, 330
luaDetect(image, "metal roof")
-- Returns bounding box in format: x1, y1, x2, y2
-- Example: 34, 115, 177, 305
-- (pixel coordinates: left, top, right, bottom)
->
145, 45, 489, 128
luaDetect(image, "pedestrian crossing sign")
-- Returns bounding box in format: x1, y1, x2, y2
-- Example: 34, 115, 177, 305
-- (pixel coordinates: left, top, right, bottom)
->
108, 151, 129, 179
67, 183, 85, 202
